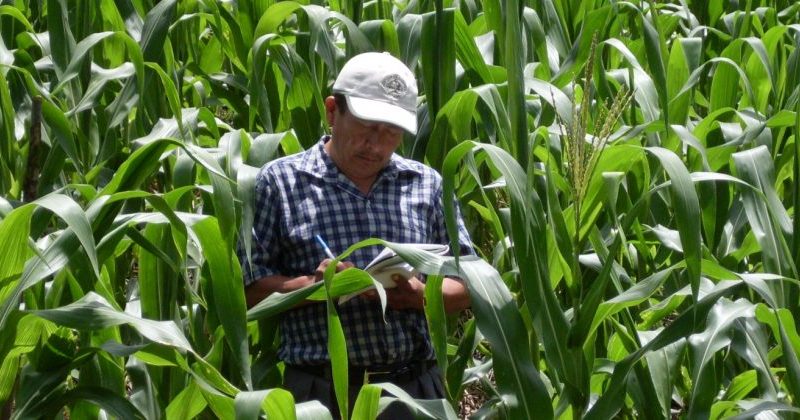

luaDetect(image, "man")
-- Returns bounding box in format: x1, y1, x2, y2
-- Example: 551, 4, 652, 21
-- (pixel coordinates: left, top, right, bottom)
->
242, 52, 474, 418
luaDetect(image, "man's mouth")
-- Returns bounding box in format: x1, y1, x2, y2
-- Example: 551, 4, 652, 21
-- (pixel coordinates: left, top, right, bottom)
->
357, 154, 381, 163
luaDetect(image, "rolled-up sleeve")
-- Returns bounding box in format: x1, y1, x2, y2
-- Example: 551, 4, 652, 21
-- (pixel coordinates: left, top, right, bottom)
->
240, 167, 282, 286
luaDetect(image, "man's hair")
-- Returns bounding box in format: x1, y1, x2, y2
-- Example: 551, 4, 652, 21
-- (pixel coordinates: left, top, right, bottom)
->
333, 93, 348, 114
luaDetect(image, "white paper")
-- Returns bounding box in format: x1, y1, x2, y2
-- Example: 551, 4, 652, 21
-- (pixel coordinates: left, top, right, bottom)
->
338, 244, 449, 304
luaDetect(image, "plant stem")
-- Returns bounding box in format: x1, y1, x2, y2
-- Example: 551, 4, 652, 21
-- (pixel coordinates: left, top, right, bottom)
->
22, 96, 42, 203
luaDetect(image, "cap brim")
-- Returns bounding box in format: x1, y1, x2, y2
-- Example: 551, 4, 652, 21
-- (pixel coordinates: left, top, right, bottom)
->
345, 96, 418, 135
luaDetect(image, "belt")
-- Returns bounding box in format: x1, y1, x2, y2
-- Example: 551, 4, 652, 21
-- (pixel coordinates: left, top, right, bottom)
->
287, 360, 435, 385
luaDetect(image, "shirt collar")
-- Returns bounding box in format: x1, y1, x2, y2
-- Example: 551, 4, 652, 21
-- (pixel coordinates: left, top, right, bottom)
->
294, 136, 338, 182
296, 136, 423, 182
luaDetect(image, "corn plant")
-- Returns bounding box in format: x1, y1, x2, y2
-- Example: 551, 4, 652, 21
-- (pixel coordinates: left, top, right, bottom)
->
2, 0, 800, 419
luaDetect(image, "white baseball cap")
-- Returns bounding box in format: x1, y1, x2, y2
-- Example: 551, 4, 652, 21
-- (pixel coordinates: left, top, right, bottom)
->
332, 52, 418, 135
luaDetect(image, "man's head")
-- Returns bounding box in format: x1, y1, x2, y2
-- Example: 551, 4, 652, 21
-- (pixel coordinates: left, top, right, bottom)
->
331, 52, 418, 135
324, 53, 418, 188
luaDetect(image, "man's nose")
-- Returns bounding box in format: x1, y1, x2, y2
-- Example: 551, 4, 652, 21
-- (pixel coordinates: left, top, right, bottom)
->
365, 129, 381, 145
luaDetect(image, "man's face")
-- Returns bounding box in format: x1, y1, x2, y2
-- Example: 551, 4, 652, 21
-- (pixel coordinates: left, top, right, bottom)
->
325, 96, 404, 183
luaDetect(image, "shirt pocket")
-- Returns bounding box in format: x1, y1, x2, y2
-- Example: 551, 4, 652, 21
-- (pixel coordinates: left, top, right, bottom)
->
381, 200, 430, 243
282, 199, 324, 273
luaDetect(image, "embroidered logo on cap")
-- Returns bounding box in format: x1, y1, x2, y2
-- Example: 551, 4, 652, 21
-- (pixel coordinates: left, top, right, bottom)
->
381, 74, 407, 98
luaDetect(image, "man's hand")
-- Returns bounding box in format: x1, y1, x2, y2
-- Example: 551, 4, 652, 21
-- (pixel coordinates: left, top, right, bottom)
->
384, 274, 425, 311
314, 259, 354, 282
362, 274, 470, 314
245, 259, 353, 308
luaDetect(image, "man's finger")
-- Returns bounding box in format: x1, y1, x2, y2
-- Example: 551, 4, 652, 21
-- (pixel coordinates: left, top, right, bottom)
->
318, 258, 333, 269
391, 273, 409, 286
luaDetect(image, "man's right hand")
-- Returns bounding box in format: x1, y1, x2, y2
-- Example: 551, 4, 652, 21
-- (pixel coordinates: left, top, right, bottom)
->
246, 259, 353, 308
314, 259, 354, 283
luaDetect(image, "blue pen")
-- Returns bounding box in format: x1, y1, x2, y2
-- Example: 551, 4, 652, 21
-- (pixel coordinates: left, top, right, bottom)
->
315, 235, 337, 260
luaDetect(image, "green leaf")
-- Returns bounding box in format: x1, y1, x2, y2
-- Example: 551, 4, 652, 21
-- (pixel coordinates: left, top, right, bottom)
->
397, 13, 423, 66
641, 332, 685, 419
55, 31, 143, 96
30, 292, 194, 352
253, 2, 304, 38
237, 164, 261, 278
646, 147, 701, 301
0, 314, 46, 402
754, 305, 800, 404
666, 37, 693, 125
316, 268, 382, 302
41, 100, 83, 174
359, 19, 400, 55
106, 0, 176, 128
528, 78, 573, 126
69, 62, 137, 116
445, 317, 478, 401
503, 0, 527, 167
640, 5, 668, 123
552, 5, 610, 87
730, 317, 779, 400
720, 370, 759, 403
134, 224, 180, 320
144, 63, 184, 135
424, 274, 448, 385
186, 143, 237, 244
122, 354, 160, 419
420, 8, 456, 149
234, 388, 295, 420
98, 138, 175, 195
325, 271, 349, 419
0, 194, 102, 330
165, 380, 207, 420
726, 401, 800, 420
373, 383, 457, 419
588, 267, 679, 340
247, 283, 325, 321
453, 11, 493, 84
0, 71, 15, 177
201, 387, 236, 419
588, 280, 747, 418
686, 299, 756, 418
268, 45, 324, 149
456, 257, 551, 418
44, 386, 146, 420
262, 388, 296, 419
443, 142, 556, 417
295, 400, 333, 419
0, 203, 34, 297
36, 194, 100, 278
423, 84, 512, 168
352, 384, 381, 420
732, 146, 795, 278
194, 217, 251, 389
45, 0, 74, 76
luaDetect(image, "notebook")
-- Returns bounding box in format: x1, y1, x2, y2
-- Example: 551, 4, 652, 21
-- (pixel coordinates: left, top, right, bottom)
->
338, 244, 449, 304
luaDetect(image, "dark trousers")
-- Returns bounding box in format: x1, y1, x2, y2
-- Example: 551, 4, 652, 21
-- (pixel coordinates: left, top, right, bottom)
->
283, 362, 446, 419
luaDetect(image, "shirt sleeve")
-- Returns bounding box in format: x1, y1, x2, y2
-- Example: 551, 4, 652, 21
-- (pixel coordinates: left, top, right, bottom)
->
239, 166, 282, 286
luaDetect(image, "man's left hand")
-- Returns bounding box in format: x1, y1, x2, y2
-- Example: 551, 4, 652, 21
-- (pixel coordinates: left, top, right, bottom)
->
380, 274, 425, 311
362, 274, 470, 314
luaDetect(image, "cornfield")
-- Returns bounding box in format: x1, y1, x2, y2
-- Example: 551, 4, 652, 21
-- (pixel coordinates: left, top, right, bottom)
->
2, 0, 800, 418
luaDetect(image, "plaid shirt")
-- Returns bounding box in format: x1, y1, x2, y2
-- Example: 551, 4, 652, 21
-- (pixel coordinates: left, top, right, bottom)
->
243, 136, 473, 366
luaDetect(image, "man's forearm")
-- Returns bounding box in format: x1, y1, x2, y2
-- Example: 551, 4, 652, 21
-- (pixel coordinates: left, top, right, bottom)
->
441, 277, 471, 314
245, 274, 315, 308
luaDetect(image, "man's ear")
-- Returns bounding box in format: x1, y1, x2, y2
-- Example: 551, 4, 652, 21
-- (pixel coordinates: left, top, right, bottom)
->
324, 96, 337, 126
